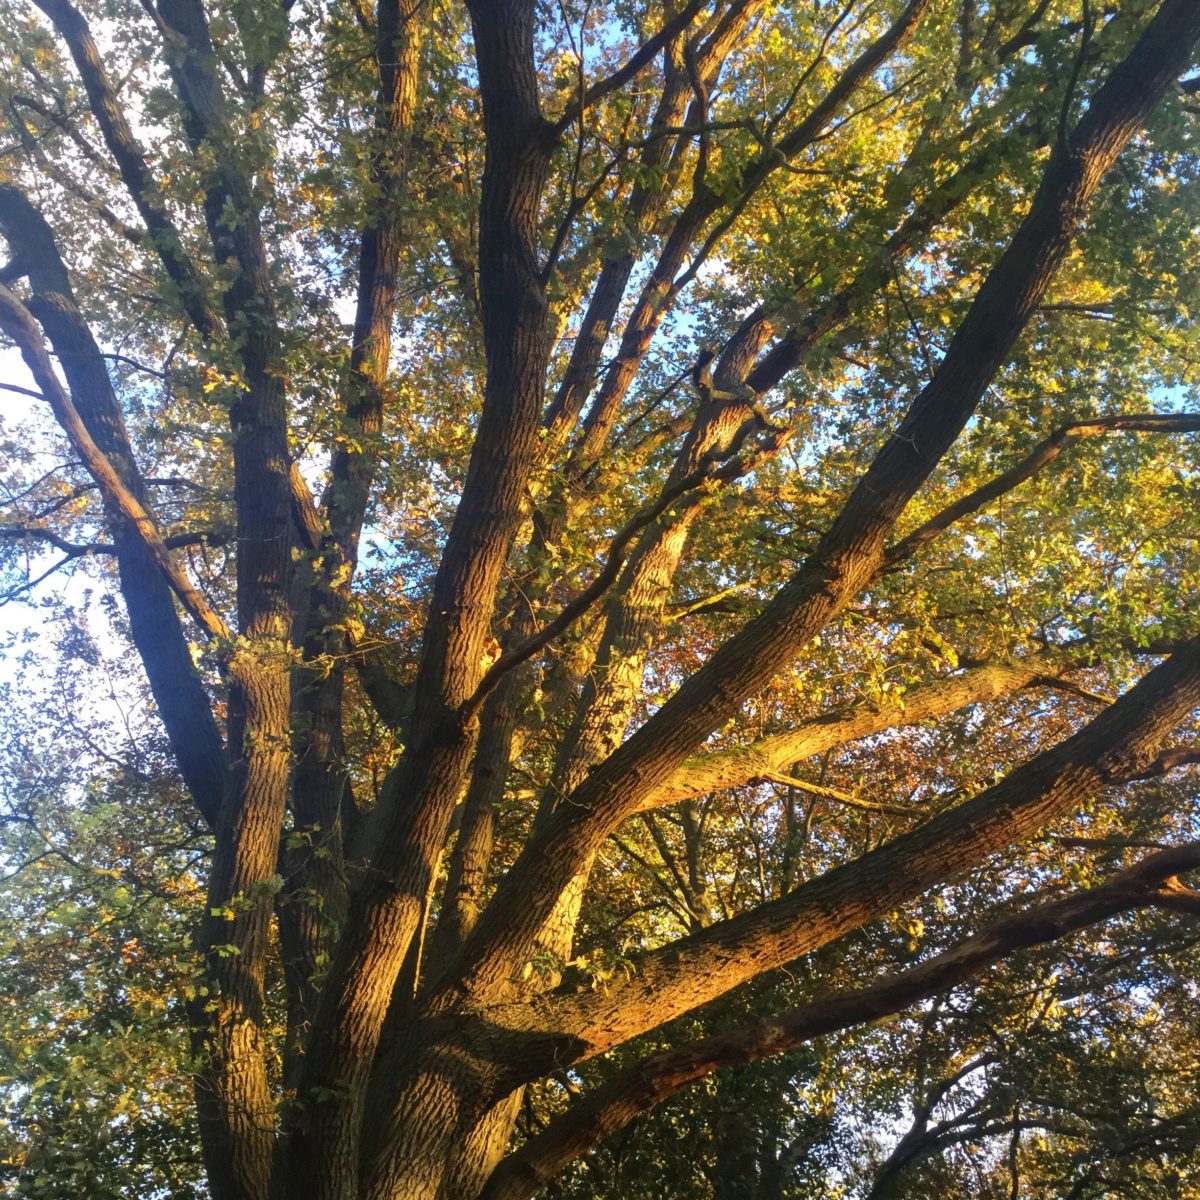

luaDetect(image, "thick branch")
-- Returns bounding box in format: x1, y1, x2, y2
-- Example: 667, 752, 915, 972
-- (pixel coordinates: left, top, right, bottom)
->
325, 0, 422, 561
481, 841, 1200, 1200
281, 0, 424, 1073
639, 656, 1055, 810
441, 0, 1200, 1007
294, 6, 561, 1197
147, 8, 298, 1198
0, 183, 227, 829
540, 636, 1200, 1056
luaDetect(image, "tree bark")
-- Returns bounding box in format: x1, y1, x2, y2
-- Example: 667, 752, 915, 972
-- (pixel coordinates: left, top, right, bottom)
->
438, 0, 1200, 1011
480, 841, 1200, 1200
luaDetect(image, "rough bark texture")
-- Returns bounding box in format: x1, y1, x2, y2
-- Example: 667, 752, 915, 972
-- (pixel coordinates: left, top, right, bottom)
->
281, 0, 424, 1071
286, 6, 557, 1196
533, 636, 1200, 1059
440, 0, 1200, 1010
12, 2, 1200, 1199
480, 841, 1200, 1200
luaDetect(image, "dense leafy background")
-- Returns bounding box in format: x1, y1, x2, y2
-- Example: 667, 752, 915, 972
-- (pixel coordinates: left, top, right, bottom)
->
1, 0, 1199, 1195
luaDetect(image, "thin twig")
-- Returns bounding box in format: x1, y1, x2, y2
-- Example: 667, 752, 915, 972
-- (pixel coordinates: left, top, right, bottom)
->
886, 413, 1200, 567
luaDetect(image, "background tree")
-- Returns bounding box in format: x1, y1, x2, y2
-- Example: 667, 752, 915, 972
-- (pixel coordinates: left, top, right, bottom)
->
1, 1, 1200, 1198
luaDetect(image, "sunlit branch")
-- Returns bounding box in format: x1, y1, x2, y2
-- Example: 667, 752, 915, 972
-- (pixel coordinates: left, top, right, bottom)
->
761, 770, 919, 815
481, 841, 1200, 1200
462, 423, 791, 720
638, 652, 1067, 810
533, 637, 1200, 1060
0, 282, 230, 641
885, 413, 1200, 567
541, 0, 762, 447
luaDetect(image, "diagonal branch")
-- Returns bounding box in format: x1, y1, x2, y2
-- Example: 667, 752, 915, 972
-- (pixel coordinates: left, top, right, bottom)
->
33, 0, 223, 339
0, 182, 227, 829
0, 283, 229, 640
885, 413, 1200, 566
638, 655, 1061, 811
0, 380, 44, 400
462, 423, 790, 719
549, 0, 710, 134
536, 635, 1200, 1059
481, 840, 1200, 1200
438, 0, 1200, 1009
542, 0, 763, 448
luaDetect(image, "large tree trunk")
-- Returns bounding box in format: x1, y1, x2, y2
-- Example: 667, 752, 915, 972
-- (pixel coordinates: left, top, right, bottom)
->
10, 1, 1200, 1198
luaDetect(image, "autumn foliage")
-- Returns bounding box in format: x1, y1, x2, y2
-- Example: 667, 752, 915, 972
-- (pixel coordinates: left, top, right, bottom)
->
2, 1, 1200, 1198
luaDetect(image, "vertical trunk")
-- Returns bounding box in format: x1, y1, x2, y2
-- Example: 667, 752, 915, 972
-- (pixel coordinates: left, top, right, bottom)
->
282, 0, 424, 1065
151, 4, 298, 1195
194, 659, 291, 1200
286, 5, 557, 1197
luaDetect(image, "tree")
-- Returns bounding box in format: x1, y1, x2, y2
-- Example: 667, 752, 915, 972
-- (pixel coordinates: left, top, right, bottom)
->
1, 0, 1200, 1197
0, 643, 206, 1199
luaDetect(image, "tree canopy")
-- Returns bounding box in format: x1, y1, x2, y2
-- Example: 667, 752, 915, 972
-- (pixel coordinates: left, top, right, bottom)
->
1, 1, 1200, 1198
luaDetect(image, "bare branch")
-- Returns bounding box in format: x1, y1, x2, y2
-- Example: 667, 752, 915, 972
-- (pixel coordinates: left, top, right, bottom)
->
0, 523, 111, 555
0, 380, 45, 401
760, 770, 920, 816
